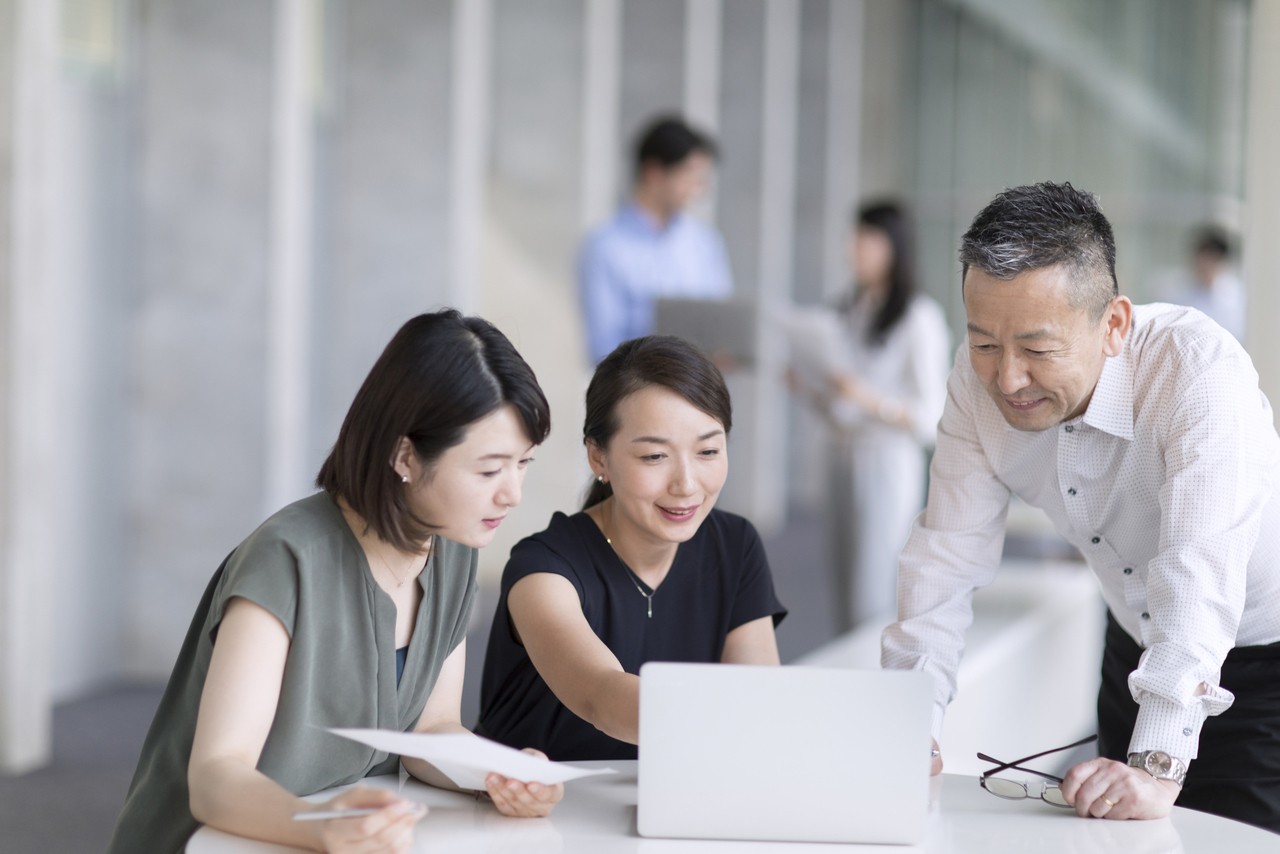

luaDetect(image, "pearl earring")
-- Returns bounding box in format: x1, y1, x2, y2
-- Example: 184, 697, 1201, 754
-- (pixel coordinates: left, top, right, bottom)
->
402, 475, 409, 483
596, 475, 605, 484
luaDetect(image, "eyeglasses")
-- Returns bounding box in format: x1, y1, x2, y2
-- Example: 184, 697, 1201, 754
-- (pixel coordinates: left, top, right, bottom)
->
978, 734, 1098, 808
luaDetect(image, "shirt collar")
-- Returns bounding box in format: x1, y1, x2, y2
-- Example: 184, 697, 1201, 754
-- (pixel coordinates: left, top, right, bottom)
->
620, 202, 682, 236
1081, 337, 1135, 441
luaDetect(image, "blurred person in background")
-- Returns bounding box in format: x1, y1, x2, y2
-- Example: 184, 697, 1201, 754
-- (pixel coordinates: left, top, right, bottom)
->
477, 336, 786, 760
578, 116, 734, 365
1158, 226, 1244, 343
109, 312, 561, 854
803, 202, 950, 632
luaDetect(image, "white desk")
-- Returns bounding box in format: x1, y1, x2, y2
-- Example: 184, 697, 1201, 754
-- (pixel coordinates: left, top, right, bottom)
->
188, 761, 1278, 853
797, 562, 1106, 777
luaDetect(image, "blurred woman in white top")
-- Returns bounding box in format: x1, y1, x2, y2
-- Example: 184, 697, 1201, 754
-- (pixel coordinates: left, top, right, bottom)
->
821, 202, 950, 632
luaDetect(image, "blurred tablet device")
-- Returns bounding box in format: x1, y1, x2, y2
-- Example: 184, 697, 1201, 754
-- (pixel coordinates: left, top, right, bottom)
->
654, 297, 757, 367
638, 663, 933, 845
781, 305, 850, 392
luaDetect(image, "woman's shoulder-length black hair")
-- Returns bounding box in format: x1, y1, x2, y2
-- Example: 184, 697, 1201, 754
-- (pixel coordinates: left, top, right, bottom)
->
581, 335, 731, 510
317, 310, 550, 552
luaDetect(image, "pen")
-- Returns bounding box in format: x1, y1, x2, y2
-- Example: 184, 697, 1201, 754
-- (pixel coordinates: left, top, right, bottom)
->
292, 808, 382, 822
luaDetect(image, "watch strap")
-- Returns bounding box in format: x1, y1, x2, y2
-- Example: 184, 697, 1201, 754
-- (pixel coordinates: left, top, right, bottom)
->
1127, 751, 1187, 787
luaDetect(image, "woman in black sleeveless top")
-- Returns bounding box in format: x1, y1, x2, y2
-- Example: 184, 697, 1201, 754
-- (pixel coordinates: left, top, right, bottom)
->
478, 336, 787, 760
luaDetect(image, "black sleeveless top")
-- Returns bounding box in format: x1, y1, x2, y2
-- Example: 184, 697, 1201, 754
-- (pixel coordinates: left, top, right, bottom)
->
477, 509, 786, 760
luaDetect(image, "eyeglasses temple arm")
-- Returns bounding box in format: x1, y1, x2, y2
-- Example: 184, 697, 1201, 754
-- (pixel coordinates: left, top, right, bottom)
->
976, 753, 1064, 784
976, 734, 1097, 776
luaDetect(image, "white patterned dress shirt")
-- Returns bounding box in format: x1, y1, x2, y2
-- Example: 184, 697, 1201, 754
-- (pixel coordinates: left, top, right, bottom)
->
882, 303, 1280, 760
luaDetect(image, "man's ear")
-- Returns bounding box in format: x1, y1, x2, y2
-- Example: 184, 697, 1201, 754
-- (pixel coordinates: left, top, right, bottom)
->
1102, 296, 1133, 358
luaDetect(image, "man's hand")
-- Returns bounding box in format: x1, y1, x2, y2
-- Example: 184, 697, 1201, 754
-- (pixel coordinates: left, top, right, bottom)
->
1059, 757, 1180, 820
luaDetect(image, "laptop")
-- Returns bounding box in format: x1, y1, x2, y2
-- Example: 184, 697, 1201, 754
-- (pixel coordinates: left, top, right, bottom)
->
637, 663, 934, 845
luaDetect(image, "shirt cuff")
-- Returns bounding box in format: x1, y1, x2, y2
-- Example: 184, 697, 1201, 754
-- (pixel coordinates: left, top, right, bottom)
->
931, 703, 945, 743
1128, 695, 1211, 761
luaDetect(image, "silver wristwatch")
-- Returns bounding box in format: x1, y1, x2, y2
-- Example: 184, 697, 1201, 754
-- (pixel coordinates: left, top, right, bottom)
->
1127, 751, 1187, 787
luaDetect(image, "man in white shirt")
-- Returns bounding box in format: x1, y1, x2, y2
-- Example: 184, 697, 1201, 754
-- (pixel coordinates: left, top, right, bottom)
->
882, 182, 1280, 830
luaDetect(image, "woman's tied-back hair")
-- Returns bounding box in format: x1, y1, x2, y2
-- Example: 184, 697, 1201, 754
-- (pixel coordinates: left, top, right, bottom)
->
317, 310, 550, 552
959, 181, 1118, 321
581, 336, 732, 510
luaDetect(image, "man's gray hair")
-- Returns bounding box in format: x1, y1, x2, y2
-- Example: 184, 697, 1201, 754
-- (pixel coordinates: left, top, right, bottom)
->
959, 182, 1118, 320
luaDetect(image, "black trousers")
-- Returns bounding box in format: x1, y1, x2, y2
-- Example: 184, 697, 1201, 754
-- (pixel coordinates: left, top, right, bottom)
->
1097, 611, 1280, 833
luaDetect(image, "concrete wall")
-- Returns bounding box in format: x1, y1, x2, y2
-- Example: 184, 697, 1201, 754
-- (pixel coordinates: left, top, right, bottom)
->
126, 0, 462, 680
125, 0, 275, 678
312, 0, 454, 472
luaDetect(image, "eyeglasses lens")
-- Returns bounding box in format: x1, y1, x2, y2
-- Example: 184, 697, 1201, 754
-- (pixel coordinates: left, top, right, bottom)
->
1042, 787, 1070, 808
983, 778, 1028, 800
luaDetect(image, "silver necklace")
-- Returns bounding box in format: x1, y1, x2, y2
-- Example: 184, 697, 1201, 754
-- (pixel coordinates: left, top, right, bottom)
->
604, 499, 657, 618
376, 537, 432, 588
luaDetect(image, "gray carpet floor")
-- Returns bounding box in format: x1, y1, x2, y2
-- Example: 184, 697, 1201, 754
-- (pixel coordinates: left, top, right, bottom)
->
0, 509, 838, 853
0, 683, 165, 854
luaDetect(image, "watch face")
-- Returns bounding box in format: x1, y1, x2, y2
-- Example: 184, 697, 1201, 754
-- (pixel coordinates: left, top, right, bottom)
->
1146, 752, 1173, 776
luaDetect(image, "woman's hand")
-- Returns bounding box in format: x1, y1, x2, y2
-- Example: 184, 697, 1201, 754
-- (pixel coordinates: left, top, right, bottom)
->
483, 748, 564, 818
931, 739, 943, 776
830, 370, 870, 407
313, 787, 426, 853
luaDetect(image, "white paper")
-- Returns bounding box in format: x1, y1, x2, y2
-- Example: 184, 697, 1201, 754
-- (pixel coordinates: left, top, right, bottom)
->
781, 306, 852, 393
328, 728, 616, 790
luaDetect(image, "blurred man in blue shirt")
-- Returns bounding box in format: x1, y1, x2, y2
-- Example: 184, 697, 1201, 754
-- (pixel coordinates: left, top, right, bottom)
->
579, 116, 734, 364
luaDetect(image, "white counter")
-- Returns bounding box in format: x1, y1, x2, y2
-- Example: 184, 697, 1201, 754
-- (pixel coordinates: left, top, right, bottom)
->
188, 762, 1277, 853
798, 561, 1106, 776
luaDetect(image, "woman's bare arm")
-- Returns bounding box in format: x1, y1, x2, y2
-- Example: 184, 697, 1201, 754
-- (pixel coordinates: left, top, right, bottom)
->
507, 573, 642, 744
720, 615, 780, 664
402, 640, 471, 791
188, 597, 422, 852
403, 637, 563, 817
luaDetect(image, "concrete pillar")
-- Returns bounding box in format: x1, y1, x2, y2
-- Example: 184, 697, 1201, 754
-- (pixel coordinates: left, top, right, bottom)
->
1244, 0, 1280, 419
0, 0, 57, 773
746, 0, 799, 533
263, 0, 321, 516
581, 0, 621, 230
821, 0, 862, 302
683, 0, 721, 223
449, 0, 491, 316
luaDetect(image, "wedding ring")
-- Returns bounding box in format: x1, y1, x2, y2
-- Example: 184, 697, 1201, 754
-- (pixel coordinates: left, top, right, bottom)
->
1102, 796, 1116, 807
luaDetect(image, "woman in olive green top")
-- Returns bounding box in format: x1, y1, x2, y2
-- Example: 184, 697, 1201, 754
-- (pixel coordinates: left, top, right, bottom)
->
108, 311, 562, 854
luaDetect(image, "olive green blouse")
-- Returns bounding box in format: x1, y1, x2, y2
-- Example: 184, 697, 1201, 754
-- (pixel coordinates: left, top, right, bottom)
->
107, 492, 477, 854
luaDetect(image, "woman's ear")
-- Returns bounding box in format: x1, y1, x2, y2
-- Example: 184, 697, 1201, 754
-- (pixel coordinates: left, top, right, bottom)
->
586, 439, 608, 482
390, 436, 416, 483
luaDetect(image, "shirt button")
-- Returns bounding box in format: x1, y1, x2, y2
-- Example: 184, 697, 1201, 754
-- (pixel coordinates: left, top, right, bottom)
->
1142, 612, 1150, 619
1183, 728, 1193, 736
1065, 425, 1074, 433
1067, 487, 1077, 496
1091, 536, 1100, 544
1123, 567, 1133, 575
